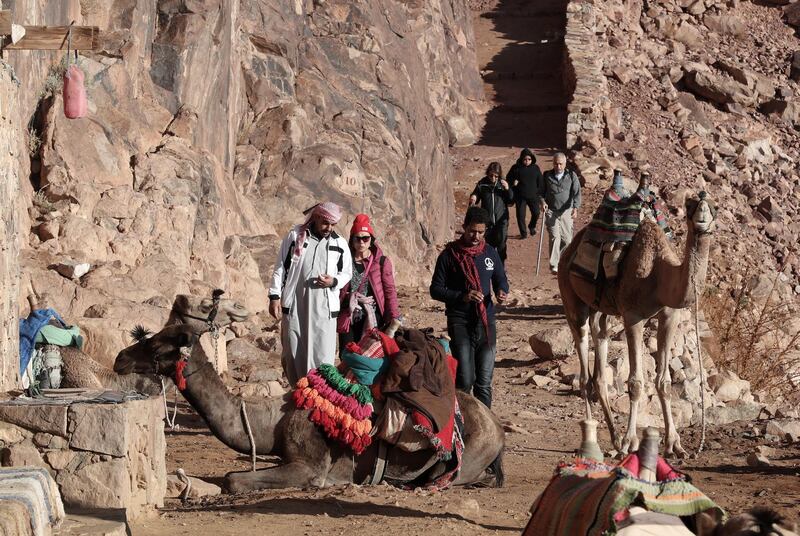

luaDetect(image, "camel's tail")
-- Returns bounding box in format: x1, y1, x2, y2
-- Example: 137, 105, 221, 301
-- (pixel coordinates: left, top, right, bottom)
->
490, 451, 504, 488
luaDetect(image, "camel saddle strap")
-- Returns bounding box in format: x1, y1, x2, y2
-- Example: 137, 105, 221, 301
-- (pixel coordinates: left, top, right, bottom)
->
350, 439, 388, 485
369, 440, 388, 485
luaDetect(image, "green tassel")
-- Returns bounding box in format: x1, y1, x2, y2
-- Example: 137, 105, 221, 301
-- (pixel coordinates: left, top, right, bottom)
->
317, 364, 374, 405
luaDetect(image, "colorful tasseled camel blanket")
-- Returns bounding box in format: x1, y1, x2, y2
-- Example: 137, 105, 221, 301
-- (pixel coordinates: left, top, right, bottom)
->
523, 455, 723, 535
293, 330, 399, 455
293, 364, 375, 455
584, 188, 671, 244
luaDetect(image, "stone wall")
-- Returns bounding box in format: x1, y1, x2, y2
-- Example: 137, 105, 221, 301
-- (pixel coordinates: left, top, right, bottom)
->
0, 397, 166, 521
563, 0, 607, 151
0, 62, 21, 391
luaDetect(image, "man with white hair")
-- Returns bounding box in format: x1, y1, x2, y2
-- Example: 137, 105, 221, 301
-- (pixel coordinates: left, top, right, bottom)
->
540, 153, 581, 274
269, 202, 353, 384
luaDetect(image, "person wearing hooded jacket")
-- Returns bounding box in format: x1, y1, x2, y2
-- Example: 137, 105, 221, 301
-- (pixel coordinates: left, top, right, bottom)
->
337, 214, 401, 347
507, 148, 543, 239
469, 162, 513, 263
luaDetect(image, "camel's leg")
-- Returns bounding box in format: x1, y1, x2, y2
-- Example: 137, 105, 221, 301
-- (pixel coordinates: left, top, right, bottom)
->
621, 319, 645, 454
590, 312, 617, 449
225, 461, 326, 492
568, 306, 592, 421
656, 309, 687, 458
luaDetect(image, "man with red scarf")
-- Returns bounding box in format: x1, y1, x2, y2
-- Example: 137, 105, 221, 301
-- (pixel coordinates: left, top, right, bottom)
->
269, 202, 353, 384
430, 207, 509, 408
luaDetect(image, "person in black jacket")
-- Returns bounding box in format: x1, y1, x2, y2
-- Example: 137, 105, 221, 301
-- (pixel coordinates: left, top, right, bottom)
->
430, 207, 509, 408
469, 162, 513, 263
507, 148, 543, 239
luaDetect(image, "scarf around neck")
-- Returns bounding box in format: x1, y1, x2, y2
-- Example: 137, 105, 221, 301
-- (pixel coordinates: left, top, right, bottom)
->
446, 239, 490, 337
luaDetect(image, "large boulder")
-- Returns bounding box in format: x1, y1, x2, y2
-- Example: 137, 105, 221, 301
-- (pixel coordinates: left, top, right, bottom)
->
683, 69, 756, 108
759, 99, 800, 127
529, 327, 574, 360
707, 370, 751, 403
765, 419, 800, 441
706, 401, 763, 426
703, 15, 746, 37
791, 51, 800, 82
786, 2, 800, 30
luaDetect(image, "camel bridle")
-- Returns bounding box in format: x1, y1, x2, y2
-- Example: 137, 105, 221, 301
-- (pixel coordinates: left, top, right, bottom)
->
176, 288, 226, 331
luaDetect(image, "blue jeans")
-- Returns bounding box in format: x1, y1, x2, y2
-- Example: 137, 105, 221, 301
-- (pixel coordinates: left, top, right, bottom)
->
447, 317, 496, 408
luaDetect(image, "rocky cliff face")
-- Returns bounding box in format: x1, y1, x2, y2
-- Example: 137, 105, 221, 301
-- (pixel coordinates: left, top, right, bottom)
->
563, 0, 800, 295
4, 0, 482, 365
0, 64, 21, 390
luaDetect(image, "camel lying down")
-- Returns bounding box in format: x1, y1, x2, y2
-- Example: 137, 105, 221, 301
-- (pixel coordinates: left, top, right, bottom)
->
55, 292, 250, 393
114, 325, 505, 492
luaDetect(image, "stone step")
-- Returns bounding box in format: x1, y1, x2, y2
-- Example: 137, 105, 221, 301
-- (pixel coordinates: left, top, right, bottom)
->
491, 104, 569, 113
56, 511, 127, 536
482, 11, 567, 18
483, 72, 561, 81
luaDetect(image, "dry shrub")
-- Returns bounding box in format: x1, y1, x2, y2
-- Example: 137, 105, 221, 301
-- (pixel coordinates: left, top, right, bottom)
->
27, 127, 41, 156
703, 262, 800, 399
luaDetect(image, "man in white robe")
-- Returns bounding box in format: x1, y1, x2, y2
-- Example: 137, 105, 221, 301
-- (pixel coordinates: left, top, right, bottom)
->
268, 203, 353, 384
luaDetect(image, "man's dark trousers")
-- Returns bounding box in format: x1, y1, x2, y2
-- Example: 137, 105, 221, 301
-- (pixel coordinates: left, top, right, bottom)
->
486, 221, 508, 263
516, 197, 540, 237
448, 317, 496, 408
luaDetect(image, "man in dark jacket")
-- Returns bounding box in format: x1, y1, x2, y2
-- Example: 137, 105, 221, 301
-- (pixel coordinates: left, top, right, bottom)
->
507, 148, 543, 239
540, 152, 581, 274
469, 162, 513, 262
430, 207, 509, 408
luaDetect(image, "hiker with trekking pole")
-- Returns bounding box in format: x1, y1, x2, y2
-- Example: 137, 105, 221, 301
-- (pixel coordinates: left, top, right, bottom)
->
537, 153, 581, 275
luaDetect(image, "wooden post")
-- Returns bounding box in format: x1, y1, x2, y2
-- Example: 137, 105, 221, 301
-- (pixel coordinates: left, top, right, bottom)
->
3, 26, 99, 51
0, 12, 99, 52
0, 11, 11, 35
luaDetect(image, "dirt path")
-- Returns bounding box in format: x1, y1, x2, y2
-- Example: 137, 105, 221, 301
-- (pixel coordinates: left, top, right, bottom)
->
131, 2, 800, 534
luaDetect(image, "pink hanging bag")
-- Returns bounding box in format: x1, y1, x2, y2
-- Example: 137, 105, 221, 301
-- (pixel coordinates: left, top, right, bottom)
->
62, 64, 87, 119
62, 25, 87, 119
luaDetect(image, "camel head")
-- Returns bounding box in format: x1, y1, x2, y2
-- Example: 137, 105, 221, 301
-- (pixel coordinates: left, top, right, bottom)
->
114, 324, 197, 375
697, 507, 797, 536
170, 291, 250, 330
685, 191, 716, 235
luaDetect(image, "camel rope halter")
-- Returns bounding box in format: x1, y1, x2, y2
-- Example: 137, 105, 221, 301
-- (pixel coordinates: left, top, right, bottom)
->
206, 289, 224, 370
687, 192, 713, 456
173, 288, 225, 370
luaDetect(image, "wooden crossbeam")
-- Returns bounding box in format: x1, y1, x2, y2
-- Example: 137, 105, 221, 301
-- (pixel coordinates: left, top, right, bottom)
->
0, 11, 10, 35
3, 25, 99, 51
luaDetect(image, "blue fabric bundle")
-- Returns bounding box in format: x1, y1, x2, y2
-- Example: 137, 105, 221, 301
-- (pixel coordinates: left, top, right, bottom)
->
18, 309, 65, 376
340, 350, 388, 386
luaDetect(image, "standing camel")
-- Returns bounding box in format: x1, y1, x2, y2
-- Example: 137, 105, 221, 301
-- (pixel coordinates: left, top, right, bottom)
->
558, 192, 716, 456
113, 325, 505, 491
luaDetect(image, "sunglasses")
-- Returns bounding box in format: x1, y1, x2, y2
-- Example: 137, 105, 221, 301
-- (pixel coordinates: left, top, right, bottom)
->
353, 235, 371, 243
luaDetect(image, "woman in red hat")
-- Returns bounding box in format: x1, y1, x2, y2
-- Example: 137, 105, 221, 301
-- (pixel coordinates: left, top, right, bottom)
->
337, 214, 401, 346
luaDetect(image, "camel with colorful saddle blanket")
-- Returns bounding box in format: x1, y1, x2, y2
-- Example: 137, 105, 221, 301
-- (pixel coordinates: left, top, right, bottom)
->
524, 422, 797, 536
114, 324, 505, 492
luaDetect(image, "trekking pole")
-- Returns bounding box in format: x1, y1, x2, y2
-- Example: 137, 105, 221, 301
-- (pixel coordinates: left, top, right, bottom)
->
535, 224, 545, 276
